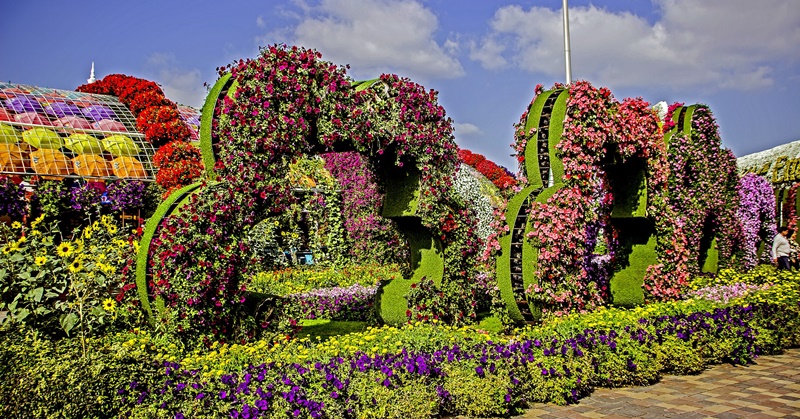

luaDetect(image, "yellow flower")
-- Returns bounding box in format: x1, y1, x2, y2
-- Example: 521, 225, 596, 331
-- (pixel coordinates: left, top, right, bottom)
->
56, 242, 74, 258
68, 260, 83, 273
83, 227, 93, 239
108, 224, 118, 234
102, 298, 117, 312
2, 245, 10, 254
11, 221, 22, 229
8, 242, 20, 253
34, 256, 47, 266
17, 236, 26, 244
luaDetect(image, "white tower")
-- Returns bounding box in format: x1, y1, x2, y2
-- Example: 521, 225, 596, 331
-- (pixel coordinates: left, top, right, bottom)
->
87, 62, 96, 84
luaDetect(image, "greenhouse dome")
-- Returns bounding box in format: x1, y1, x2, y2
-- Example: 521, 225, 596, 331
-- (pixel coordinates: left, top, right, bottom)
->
0, 82, 157, 181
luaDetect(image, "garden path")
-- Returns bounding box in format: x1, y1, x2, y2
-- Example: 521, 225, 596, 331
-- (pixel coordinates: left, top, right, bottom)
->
518, 348, 800, 418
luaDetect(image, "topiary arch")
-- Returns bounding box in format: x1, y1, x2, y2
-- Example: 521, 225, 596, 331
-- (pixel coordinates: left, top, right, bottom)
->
496, 82, 741, 324
135, 45, 482, 337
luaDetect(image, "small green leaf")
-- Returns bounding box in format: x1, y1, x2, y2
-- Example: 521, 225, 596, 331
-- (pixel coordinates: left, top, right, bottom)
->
60, 313, 78, 335
15, 308, 29, 322
33, 287, 44, 302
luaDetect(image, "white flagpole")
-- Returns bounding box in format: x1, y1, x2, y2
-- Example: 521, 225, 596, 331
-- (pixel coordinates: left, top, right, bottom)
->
562, 0, 572, 85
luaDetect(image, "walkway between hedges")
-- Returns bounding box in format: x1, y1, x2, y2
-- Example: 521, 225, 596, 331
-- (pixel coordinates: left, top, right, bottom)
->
518, 348, 800, 418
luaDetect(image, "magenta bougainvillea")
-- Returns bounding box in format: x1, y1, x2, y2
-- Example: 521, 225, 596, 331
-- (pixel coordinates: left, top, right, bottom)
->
737, 173, 776, 269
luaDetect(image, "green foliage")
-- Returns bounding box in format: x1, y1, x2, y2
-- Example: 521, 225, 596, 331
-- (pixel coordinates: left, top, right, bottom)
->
0, 329, 170, 419
649, 335, 706, 374
0, 215, 136, 342
442, 362, 516, 417
249, 264, 401, 296
350, 373, 438, 419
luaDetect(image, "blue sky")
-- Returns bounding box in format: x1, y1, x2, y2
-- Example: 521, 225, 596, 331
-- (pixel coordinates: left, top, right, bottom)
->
2, 0, 798, 170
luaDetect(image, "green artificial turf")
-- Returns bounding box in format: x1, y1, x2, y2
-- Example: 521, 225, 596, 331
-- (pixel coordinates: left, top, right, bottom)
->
199, 72, 232, 180
496, 185, 540, 323
352, 78, 381, 92
608, 160, 648, 219
608, 218, 657, 307
135, 182, 203, 322
547, 90, 570, 186
381, 165, 421, 217
523, 89, 557, 189
297, 320, 370, 341
376, 219, 444, 325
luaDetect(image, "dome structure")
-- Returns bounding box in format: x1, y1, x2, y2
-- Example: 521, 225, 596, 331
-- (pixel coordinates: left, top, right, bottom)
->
0, 82, 156, 180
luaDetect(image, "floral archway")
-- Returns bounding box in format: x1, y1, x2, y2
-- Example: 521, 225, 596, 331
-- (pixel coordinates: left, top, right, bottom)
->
136, 45, 484, 338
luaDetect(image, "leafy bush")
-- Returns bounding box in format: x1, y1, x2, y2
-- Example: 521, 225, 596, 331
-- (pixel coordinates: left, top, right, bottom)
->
0, 215, 137, 341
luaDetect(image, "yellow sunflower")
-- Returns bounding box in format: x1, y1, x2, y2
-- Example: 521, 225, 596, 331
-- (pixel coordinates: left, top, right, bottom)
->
30, 214, 44, 228
68, 260, 83, 273
34, 256, 47, 266
108, 224, 118, 235
11, 221, 22, 229
56, 242, 74, 258
102, 298, 117, 312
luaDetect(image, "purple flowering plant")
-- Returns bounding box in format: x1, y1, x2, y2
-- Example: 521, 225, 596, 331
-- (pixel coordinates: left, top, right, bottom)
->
736, 173, 776, 269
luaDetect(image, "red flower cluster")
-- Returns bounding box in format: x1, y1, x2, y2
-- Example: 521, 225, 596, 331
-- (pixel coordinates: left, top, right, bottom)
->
153, 140, 204, 196
136, 106, 192, 147
77, 74, 196, 189
77, 74, 189, 147
457, 148, 517, 190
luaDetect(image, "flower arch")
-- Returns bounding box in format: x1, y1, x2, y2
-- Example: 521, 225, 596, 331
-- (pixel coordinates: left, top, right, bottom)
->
496, 82, 742, 323
135, 45, 482, 337
496, 82, 667, 321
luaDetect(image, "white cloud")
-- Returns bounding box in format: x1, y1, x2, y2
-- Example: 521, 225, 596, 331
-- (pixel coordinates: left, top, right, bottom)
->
454, 122, 482, 137
256, 16, 266, 28
474, 0, 800, 91
272, 0, 464, 80
146, 53, 206, 107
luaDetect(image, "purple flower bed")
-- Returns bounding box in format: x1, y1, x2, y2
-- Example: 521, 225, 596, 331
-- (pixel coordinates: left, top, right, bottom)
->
285, 284, 379, 321
119, 301, 793, 418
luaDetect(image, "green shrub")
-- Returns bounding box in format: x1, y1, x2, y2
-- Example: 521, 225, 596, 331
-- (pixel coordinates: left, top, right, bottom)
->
349, 372, 437, 419
650, 335, 706, 375
442, 362, 516, 417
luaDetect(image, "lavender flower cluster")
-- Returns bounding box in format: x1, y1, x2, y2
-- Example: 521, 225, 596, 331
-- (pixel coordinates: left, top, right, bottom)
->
285, 283, 379, 321
685, 282, 771, 303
